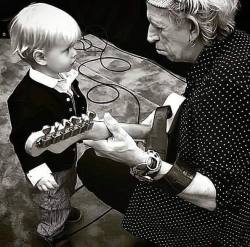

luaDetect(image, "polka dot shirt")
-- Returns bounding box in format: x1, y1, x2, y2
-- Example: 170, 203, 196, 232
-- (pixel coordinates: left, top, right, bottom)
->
122, 30, 250, 246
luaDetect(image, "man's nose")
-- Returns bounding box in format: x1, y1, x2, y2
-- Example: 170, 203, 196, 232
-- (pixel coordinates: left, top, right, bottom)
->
147, 24, 159, 43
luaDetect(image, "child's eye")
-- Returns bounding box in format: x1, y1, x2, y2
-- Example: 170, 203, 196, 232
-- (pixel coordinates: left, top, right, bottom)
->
65, 47, 70, 53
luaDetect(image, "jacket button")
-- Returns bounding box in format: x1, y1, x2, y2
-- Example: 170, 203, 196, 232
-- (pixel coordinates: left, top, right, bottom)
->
69, 108, 73, 112
66, 98, 70, 102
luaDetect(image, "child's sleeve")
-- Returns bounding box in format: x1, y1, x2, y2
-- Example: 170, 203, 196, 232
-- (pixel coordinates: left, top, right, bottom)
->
8, 98, 51, 174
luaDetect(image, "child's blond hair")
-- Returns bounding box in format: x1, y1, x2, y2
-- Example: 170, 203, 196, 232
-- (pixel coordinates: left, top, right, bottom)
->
9, 3, 82, 63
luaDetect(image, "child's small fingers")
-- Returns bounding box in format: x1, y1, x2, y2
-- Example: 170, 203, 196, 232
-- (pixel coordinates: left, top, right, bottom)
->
49, 175, 59, 188
45, 181, 55, 190
50, 180, 59, 188
41, 184, 48, 191
37, 185, 42, 191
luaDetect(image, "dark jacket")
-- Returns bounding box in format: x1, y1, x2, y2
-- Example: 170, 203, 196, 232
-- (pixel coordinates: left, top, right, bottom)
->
123, 30, 250, 246
8, 72, 87, 173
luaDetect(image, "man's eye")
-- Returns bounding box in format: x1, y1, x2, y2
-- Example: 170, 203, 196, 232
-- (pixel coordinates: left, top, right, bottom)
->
152, 23, 163, 31
156, 26, 164, 31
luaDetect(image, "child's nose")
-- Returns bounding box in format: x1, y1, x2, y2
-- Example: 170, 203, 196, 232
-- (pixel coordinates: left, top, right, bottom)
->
70, 47, 77, 58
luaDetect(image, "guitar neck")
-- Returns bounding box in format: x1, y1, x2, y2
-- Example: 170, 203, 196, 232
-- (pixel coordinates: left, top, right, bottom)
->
82, 120, 150, 140
25, 93, 185, 157
25, 120, 151, 157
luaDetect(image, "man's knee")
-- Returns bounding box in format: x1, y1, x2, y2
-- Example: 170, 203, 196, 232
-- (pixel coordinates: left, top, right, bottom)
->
77, 148, 97, 185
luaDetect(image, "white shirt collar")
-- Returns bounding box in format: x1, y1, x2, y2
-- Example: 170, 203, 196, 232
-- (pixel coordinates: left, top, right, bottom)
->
29, 68, 79, 95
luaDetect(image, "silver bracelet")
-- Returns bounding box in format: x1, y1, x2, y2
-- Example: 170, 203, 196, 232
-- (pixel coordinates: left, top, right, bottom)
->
130, 150, 162, 182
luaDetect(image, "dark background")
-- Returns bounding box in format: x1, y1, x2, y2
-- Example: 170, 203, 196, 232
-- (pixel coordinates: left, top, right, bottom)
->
0, 0, 249, 76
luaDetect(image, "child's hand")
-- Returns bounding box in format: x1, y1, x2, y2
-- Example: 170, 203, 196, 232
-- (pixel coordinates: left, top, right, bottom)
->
36, 174, 59, 192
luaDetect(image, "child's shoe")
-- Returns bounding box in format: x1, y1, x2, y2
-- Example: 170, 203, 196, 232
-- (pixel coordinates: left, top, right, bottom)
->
38, 231, 70, 247
66, 207, 82, 223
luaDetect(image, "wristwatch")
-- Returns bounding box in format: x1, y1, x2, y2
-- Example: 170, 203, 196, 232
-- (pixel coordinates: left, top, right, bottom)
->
130, 150, 162, 182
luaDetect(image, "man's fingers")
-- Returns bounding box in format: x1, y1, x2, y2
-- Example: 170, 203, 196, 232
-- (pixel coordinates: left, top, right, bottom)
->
103, 113, 129, 139
83, 140, 95, 146
83, 140, 111, 150
95, 150, 106, 158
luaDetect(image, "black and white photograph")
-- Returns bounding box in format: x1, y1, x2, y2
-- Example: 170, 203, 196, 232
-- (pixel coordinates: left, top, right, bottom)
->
0, 0, 249, 246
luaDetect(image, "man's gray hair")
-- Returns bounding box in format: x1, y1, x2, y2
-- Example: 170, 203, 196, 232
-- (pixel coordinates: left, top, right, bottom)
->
147, 0, 239, 44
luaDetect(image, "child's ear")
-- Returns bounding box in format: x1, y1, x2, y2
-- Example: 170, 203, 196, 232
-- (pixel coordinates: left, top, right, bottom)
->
33, 49, 47, 66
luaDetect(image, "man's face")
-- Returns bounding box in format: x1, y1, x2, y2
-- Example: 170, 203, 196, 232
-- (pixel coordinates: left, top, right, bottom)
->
45, 40, 78, 75
146, 3, 191, 62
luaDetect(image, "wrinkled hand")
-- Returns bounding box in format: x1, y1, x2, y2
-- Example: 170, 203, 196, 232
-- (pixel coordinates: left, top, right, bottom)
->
36, 174, 59, 192
83, 113, 147, 167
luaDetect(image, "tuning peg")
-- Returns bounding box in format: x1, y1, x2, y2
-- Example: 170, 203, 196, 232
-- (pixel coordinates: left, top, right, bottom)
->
80, 114, 89, 132
81, 114, 89, 122
70, 116, 81, 125
42, 125, 51, 137
54, 122, 60, 133
61, 119, 67, 131
61, 119, 67, 125
88, 111, 96, 121
62, 119, 71, 128
81, 114, 89, 126
38, 125, 52, 147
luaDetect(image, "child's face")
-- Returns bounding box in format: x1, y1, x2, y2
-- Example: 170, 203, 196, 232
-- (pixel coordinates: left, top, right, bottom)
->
45, 41, 78, 75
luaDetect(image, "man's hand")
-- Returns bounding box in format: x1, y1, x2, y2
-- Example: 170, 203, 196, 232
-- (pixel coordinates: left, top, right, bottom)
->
36, 174, 59, 192
83, 113, 148, 167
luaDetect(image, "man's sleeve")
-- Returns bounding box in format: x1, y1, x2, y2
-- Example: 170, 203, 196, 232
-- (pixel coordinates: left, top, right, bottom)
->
194, 82, 249, 210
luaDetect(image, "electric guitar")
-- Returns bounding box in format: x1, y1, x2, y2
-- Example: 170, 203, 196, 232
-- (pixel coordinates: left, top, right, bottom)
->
25, 93, 185, 157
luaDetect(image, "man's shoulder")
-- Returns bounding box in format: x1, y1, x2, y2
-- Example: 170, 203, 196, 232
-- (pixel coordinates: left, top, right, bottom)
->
212, 30, 250, 79
231, 29, 250, 52
234, 29, 250, 40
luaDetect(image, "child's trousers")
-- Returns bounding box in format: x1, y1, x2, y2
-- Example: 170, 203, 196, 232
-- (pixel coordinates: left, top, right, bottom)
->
30, 167, 77, 238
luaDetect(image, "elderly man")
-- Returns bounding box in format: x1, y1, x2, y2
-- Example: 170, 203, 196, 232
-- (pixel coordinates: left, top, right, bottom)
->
77, 0, 250, 246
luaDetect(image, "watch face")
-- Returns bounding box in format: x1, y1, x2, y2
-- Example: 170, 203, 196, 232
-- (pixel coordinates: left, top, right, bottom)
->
149, 157, 157, 169
147, 157, 160, 172
130, 150, 162, 182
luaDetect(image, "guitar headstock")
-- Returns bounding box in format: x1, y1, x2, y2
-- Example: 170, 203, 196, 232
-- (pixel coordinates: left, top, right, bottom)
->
25, 111, 96, 156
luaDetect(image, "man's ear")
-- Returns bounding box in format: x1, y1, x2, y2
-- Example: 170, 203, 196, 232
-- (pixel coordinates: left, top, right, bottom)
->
33, 49, 47, 66
186, 15, 200, 43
